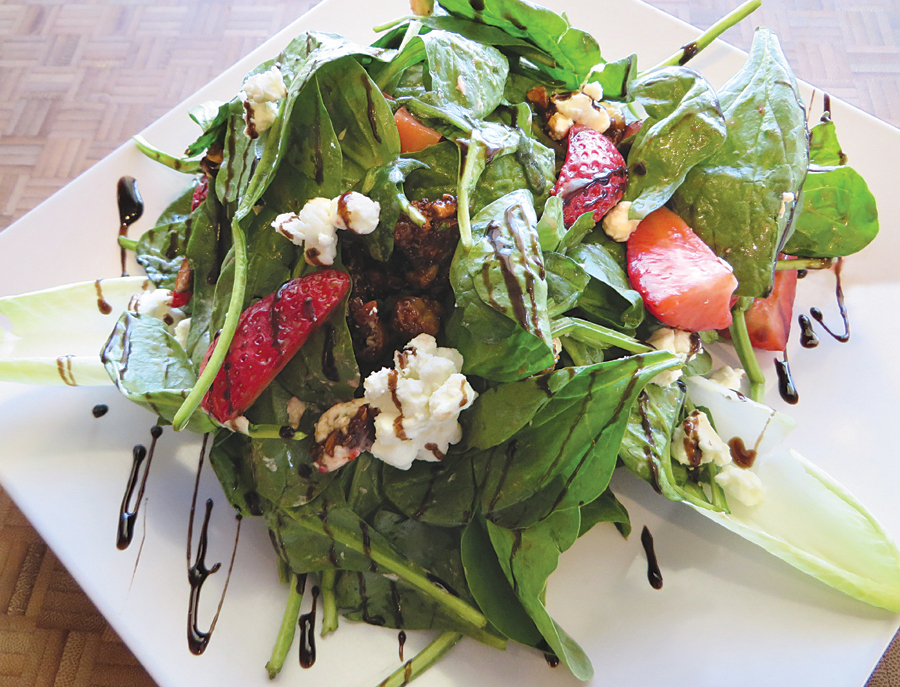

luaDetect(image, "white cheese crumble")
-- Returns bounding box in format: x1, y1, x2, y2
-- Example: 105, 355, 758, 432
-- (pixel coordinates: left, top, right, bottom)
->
672, 410, 731, 467
225, 416, 251, 434
287, 397, 306, 429
364, 334, 476, 471
778, 191, 796, 219
174, 317, 191, 350
672, 409, 766, 507
130, 288, 186, 334
647, 327, 700, 387
547, 112, 575, 140
601, 201, 641, 242
715, 463, 765, 507
709, 365, 746, 392
581, 80, 604, 101
272, 192, 380, 266
554, 91, 611, 135
241, 67, 287, 137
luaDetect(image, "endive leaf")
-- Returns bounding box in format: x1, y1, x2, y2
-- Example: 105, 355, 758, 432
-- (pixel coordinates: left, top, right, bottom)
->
0, 277, 150, 386
686, 376, 900, 611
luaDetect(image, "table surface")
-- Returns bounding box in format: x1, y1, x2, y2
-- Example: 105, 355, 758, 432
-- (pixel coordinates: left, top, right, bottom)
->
0, 1, 897, 686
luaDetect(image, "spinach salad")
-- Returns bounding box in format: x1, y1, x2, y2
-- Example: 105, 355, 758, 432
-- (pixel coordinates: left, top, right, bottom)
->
0, 0, 895, 684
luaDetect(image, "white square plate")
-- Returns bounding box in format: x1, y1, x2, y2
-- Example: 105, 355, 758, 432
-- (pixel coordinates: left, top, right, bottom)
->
1, 1, 899, 685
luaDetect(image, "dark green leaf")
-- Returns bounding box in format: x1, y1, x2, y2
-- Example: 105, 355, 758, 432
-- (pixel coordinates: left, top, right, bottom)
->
670, 28, 809, 297
579, 489, 630, 538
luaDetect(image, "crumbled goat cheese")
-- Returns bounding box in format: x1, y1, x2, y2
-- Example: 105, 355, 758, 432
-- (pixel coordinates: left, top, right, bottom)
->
554, 92, 611, 134
672, 410, 731, 467
647, 327, 700, 387
548, 112, 575, 140
710, 365, 746, 392
287, 397, 306, 429
715, 463, 765, 507
778, 191, 796, 218
672, 409, 765, 506
241, 67, 287, 137
331, 192, 380, 235
174, 317, 191, 350
456, 75, 467, 96
364, 334, 476, 470
581, 80, 604, 101
601, 201, 641, 242
272, 193, 380, 266
131, 289, 185, 333
225, 416, 251, 434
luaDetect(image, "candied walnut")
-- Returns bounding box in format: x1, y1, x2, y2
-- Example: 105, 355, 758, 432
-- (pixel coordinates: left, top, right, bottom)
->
602, 103, 627, 144
391, 296, 442, 339
348, 297, 389, 363
393, 195, 459, 295
309, 399, 378, 473
526, 86, 550, 114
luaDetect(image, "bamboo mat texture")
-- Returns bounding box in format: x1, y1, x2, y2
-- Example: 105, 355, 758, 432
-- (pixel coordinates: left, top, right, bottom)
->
1, 1, 898, 686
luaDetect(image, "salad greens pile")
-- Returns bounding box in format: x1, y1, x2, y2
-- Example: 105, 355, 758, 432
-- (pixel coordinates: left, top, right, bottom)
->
0, 0, 896, 683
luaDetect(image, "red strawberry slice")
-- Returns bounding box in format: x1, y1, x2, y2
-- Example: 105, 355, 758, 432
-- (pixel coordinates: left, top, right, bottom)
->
550, 124, 628, 227
201, 270, 351, 423
627, 207, 738, 332
741, 266, 798, 351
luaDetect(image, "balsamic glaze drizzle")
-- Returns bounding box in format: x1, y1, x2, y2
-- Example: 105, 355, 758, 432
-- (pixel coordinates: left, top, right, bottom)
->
798, 314, 819, 349
117, 425, 162, 550
775, 351, 799, 405
809, 257, 850, 343
640, 526, 663, 590
92, 404, 109, 418
117, 176, 144, 276
186, 434, 242, 655
398, 630, 407, 663
299, 586, 319, 669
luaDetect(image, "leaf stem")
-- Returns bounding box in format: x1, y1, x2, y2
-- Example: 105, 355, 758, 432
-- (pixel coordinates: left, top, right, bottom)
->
319, 569, 339, 637
397, 192, 428, 228
645, 0, 762, 74
552, 317, 653, 355
265, 574, 305, 679
132, 135, 202, 174
117, 236, 139, 251
728, 300, 766, 403
294, 515, 503, 649
172, 218, 248, 430
376, 632, 463, 687
776, 257, 834, 271
243, 423, 306, 440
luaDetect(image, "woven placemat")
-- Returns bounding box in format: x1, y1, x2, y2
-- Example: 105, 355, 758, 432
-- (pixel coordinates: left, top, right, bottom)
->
1, 1, 898, 686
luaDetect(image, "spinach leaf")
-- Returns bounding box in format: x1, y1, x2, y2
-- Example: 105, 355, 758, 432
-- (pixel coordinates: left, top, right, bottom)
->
625, 66, 727, 220
419, 30, 509, 121
446, 189, 555, 381
215, 112, 259, 216
438, 0, 603, 90
579, 489, 630, 538
135, 186, 194, 289
382, 452, 478, 527
185, 99, 239, 157
262, 77, 343, 214
355, 158, 429, 261
475, 351, 680, 528
317, 57, 401, 189
486, 509, 592, 680
101, 312, 214, 432
182, 193, 222, 365
569, 241, 644, 330
670, 28, 809, 298
545, 252, 589, 318
783, 118, 878, 258
402, 140, 460, 201
461, 514, 543, 646
585, 54, 637, 101
536, 196, 565, 252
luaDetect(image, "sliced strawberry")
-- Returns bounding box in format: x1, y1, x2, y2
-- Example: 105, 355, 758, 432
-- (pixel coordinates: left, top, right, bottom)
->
550, 124, 627, 227
394, 107, 442, 154
201, 270, 351, 423
741, 267, 798, 351
627, 207, 738, 332
191, 176, 209, 211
